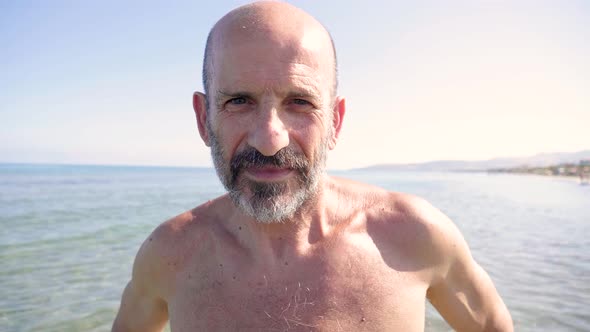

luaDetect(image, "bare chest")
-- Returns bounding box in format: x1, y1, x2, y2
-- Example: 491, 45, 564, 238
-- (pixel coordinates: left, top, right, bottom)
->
166, 236, 428, 331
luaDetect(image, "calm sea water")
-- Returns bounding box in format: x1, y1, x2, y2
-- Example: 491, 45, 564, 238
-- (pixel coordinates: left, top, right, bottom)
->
1, 164, 589, 331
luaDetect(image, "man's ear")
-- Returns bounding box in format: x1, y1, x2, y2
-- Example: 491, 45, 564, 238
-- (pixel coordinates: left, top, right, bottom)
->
328, 96, 346, 150
193, 92, 210, 146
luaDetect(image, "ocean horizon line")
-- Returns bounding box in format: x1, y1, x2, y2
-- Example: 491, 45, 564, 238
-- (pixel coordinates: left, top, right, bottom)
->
0, 161, 358, 172
0, 161, 214, 170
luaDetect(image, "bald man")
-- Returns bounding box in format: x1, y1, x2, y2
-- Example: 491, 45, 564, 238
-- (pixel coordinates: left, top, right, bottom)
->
112, 2, 512, 331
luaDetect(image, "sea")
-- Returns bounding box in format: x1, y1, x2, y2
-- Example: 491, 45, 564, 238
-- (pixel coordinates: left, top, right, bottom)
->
1, 163, 589, 332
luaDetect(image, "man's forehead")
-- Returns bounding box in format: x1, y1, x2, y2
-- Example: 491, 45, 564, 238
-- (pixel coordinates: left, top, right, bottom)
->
215, 67, 323, 97
214, 43, 329, 100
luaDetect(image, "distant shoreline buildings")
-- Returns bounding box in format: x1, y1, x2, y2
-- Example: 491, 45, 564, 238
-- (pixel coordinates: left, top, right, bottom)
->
488, 160, 590, 183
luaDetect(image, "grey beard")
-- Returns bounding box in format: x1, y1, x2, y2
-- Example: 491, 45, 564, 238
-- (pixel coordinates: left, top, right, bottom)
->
229, 179, 317, 223
208, 129, 327, 223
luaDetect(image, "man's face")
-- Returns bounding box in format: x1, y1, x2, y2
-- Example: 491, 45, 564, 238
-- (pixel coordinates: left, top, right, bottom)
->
208, 125, 328, 223
205, 27, 336, 223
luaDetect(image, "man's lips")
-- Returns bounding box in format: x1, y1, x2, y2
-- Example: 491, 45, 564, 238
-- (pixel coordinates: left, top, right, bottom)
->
243, 166, 293, 181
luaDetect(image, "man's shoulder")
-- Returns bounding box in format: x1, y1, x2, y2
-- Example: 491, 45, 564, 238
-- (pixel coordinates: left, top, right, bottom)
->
365, 189, 454, 243
144, 195, 233, 253
328, 175, 448, 227
329, 176, 461, 268
374, 190, 468, 281
157, 198, 218, 233
131, 196, 232, 291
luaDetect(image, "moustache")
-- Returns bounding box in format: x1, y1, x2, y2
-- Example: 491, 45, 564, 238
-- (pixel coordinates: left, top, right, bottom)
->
229, 147, 310, 184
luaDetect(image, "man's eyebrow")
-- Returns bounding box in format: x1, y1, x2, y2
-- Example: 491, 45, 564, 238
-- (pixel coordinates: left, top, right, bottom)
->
216, 90, 252, 98
286, 91, 313, 98
286, 85, 322, 99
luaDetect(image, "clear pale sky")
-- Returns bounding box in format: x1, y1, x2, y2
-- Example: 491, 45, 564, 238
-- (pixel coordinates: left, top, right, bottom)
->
1, 0, 589, 169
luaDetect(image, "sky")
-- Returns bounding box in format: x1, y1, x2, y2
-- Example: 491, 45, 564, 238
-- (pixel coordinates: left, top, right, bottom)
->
1, 0, 589, 169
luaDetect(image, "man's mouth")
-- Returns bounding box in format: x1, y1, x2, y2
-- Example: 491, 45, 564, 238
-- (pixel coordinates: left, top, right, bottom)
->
243, 166, 294, 182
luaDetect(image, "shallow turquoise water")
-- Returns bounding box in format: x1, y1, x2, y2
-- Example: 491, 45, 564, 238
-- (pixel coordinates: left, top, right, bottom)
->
1, 164, 589, 331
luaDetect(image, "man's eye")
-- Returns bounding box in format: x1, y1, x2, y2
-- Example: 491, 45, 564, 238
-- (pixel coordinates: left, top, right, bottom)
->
292, 99, 310, 105
286, 98, 315, 113
228, 97, 247, 105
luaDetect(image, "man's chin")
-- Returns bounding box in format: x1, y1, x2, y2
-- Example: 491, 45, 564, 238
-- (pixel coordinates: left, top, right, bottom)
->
236, 195, 295, 223
241, 177, 294, 198
229, 187, 310, 224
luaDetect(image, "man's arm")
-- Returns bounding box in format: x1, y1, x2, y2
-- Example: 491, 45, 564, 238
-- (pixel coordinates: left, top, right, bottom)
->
427, 256, 512, 331
112, 232, 169, 332
423, 204, 513, 331
112, 279, 168, 332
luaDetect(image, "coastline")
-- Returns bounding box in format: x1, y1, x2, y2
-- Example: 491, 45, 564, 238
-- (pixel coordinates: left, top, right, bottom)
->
486, 170, 588, 184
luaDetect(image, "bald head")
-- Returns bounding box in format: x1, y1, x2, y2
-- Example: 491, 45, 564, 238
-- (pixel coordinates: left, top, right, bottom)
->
202, 1, 338, 106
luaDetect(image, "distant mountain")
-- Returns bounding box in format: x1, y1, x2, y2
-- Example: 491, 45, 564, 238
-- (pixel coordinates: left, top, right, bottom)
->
357, 150, 590, 172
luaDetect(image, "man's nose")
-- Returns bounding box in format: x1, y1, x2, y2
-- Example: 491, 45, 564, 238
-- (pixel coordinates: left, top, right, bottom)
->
248, 106, 289, 156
